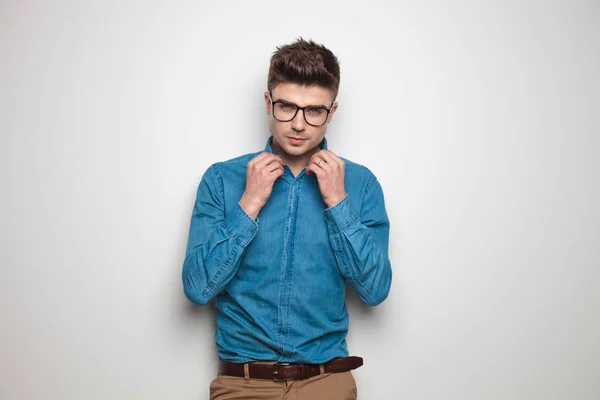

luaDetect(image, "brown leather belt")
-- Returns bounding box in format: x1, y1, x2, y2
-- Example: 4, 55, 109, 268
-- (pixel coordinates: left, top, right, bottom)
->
218, 356, 363, 381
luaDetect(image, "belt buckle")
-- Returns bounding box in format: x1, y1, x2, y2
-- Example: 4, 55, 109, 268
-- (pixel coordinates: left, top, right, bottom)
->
272, 363, 291, 381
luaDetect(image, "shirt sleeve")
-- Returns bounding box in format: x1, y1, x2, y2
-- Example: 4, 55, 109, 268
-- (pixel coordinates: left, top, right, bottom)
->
182, 164, 258, 305
323, 175, 392, 306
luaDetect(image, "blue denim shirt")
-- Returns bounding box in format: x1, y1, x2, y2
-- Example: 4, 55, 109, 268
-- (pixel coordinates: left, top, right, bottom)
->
182, 136, 392, 363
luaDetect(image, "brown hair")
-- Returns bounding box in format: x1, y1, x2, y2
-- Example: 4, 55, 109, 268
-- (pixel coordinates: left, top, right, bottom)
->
267, 38, 341, 100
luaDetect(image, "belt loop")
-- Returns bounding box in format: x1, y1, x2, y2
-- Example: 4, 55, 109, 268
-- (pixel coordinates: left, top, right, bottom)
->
244, 363, 250, 380
319, 364, 325, 375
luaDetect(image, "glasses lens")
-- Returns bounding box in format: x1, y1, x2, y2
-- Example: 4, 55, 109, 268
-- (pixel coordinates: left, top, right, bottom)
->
304, 107, 328, 126
273, 103, 297, 122
273, 102, 329, 126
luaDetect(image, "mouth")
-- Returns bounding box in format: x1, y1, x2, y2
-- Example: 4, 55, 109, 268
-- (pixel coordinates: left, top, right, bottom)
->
287, 137, 307, 145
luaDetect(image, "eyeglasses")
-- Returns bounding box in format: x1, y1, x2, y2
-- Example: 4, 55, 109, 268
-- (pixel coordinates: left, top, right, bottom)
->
269, 92, 334, 127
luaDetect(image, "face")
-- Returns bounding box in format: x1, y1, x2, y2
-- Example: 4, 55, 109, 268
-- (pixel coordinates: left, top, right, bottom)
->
264, 82, 338, 160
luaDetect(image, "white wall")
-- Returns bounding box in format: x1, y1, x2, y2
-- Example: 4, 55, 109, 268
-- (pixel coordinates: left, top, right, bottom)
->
1, 1, 599, 399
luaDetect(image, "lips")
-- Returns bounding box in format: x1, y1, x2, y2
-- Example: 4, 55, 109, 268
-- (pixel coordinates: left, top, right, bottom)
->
287, 137, 307, 145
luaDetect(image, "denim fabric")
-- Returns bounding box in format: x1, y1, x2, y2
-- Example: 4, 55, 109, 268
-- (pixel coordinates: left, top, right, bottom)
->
182, 136, 392, 363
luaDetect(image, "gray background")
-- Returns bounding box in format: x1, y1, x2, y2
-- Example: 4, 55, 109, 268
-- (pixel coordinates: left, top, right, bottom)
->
1, 0, 599, 399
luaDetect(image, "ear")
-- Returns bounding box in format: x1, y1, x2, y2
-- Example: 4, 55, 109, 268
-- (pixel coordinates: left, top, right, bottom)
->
264, 91, 271, 115
327, 101, 339, 123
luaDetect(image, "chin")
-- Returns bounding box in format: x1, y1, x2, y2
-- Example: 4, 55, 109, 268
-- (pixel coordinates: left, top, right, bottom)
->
282, 145, 306, 156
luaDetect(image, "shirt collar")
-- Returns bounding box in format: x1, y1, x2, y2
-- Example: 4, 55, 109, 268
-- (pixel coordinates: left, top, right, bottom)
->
264, 135, 328, 154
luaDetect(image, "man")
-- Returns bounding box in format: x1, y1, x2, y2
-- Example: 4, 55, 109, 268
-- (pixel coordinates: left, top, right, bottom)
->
182, 38, 392, 399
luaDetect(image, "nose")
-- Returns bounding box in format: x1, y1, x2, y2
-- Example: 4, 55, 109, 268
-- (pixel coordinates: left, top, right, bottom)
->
291, 108, 306, 132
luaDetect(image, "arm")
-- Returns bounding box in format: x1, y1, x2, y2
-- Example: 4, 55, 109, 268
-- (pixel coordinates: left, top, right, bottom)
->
182, 164, 258, 306
324, 176, 392, 306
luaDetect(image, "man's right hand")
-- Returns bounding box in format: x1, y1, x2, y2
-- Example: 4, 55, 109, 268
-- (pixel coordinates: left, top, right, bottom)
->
238, 152, 285, 220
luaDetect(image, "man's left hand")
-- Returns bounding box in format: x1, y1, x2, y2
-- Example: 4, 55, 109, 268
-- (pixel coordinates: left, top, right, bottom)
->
306, 150, 347, 208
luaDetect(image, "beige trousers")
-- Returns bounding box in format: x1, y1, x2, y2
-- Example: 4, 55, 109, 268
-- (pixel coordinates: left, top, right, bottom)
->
209, 368, 358, 400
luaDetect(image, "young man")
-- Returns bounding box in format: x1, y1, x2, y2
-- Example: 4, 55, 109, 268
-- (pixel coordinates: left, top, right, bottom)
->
182, 38, 392, 399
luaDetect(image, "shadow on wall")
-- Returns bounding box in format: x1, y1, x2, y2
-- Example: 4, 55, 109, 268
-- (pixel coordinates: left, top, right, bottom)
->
176, 272, 218, 380
181, 297, 217, 350
344, 281, 392, 351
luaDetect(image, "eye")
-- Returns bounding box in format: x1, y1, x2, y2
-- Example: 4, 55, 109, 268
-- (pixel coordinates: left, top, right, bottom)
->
307, 107, 325, 115
278, 103, 295, 111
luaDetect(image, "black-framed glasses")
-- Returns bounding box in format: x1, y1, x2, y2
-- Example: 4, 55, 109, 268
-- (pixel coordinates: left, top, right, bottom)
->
269, 92, 334, 127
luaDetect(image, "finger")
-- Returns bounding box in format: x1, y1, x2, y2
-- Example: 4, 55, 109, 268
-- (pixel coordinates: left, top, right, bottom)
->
309, 151, 326, 168
317, 151, 338, 167
266, 156, 285, 168
269, 166, 285, 178
248, 152, 269, 167
268, 154, 285, 166
309, 160, 325, 176
267, 161, 284, 173
312, 154, 332, 172
318, 159, 333, 172
323, 150, 344, 167
256, 154, 284, 170
310, 150, 325, 164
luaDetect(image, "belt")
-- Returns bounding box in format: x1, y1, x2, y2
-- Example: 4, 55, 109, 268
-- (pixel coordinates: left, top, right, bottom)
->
218, 356, 363, 381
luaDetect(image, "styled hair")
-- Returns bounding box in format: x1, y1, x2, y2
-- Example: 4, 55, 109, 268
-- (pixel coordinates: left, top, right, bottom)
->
267, 37, 341, 100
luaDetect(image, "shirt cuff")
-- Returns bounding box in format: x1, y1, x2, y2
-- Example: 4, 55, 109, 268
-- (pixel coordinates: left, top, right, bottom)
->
323, 194, 360, 234
225, 202, 259, 246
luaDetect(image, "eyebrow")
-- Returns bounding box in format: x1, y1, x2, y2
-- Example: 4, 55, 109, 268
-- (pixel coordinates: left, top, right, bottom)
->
272, 97, 330, 109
